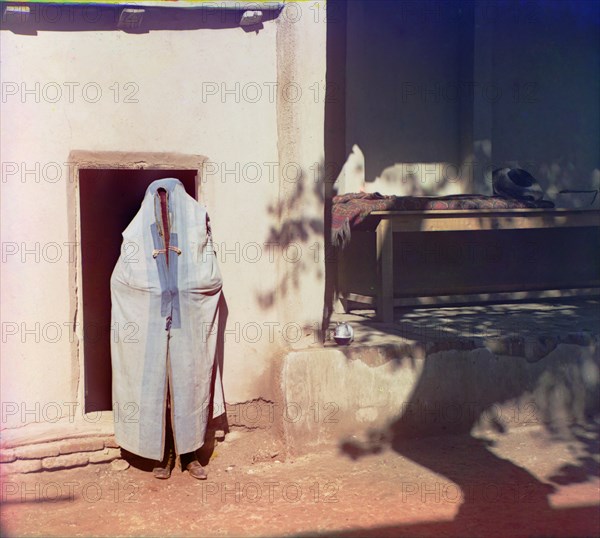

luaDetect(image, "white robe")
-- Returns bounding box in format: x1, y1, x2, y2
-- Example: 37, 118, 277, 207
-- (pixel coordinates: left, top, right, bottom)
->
110, 178, 223, 460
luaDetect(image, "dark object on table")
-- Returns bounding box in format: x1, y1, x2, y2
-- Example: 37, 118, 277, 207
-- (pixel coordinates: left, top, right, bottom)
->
492, 168, 543, 201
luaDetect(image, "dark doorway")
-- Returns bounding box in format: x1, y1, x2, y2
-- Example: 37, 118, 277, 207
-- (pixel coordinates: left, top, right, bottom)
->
79, 169, 197, 413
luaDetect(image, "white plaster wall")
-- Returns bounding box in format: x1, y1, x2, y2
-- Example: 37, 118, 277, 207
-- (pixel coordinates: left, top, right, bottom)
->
0, 8, 327, 434
274, 1, 327, 346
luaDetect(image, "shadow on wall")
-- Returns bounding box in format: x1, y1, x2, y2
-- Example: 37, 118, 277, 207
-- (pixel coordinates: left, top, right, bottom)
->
344, 1, 468, 196
492, 0, 600, 207
334, 141, 600, 204
333, 144, 468, 196
539, 161, 600, 208
256, 163, 326, 311
341, 0, 600, 202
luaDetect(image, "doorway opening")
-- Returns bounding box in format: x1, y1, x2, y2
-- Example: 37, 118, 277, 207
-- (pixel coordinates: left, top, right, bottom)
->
79, 168, 197, 412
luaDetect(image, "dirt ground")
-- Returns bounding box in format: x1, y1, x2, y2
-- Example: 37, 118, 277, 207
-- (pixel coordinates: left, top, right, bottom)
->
1, 424, 599, 538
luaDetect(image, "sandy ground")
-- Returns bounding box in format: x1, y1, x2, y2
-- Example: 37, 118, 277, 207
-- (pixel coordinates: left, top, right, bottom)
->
1, 425, 599, 538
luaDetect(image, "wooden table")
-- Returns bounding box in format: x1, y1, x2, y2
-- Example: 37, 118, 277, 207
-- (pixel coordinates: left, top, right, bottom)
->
342, 209, 600, 323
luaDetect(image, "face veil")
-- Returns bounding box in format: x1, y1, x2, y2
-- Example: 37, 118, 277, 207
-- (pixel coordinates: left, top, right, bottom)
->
110, 178, 224, 460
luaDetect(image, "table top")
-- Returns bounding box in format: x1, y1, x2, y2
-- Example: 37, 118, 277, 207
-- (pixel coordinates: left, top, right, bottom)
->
364, 208, 600, 232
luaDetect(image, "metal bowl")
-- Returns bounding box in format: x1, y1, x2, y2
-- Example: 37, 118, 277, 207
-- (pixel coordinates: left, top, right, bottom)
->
334, 336, 352, 346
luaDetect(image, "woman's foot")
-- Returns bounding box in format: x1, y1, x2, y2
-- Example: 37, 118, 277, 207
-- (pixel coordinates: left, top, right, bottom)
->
152, 464, 171, 479
185, 460, 208, 480
152, 447, 174, 479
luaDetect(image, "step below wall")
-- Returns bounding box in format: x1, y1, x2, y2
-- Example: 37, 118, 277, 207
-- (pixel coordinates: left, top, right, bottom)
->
1, 436, 123, 475
281, 339, 600, 455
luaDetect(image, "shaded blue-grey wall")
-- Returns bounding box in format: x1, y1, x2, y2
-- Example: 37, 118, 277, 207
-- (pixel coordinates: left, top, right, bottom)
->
343, 0, 600, 205
345, 0, 465, 194
492, 0, 600, 205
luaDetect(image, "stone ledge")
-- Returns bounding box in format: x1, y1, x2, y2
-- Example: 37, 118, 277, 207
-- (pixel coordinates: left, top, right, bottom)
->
14, 442, 60, 460
323, 331, 598, 365
1, 419, 115, 449
0, 435, 125, 475
282, 339, 600, 455
88, 447, 121, 464
104, 437, 120, 449
0, 448, 17, 463
42, 453, 89, 471
59, 438, 105, 455
1, 458, 43, 475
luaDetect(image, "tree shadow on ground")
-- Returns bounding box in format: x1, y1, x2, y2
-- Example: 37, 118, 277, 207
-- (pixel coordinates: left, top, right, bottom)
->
332, 341, 600, 537
549, 420, 600, 487
296, 502, 599, 538
332, 416, 600, 536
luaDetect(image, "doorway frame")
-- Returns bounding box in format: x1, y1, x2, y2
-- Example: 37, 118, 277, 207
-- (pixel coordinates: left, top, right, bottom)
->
67, 150, 208, 416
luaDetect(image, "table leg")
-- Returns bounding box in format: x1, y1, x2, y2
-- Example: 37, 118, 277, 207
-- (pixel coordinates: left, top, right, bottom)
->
376, 219, 394, 323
